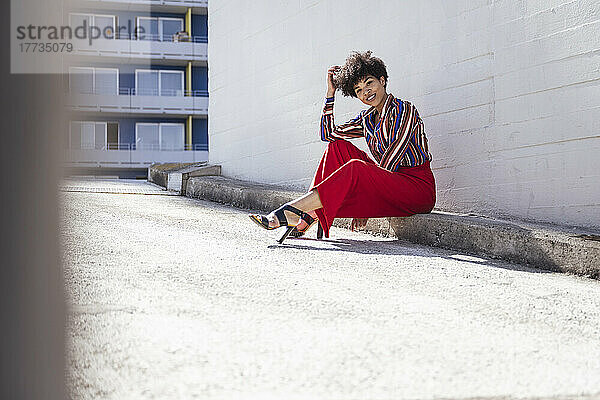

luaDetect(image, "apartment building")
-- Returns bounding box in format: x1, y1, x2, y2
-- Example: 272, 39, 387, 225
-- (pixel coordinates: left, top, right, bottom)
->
64, 0, 208, 176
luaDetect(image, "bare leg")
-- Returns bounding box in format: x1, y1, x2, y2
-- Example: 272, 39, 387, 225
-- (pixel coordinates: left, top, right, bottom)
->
264, 189, 323, 228
288, 188, 322, 213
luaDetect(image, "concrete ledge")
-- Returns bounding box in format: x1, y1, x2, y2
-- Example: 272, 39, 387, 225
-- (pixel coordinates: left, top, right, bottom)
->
181, 165, 221, 194
185, 175, 600, 278
148, 162, 216, 193
148, 162, 199, 189
186, 175, 300, 212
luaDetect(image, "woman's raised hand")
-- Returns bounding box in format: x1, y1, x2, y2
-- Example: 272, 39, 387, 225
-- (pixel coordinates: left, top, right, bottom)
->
326, 65, 340, 98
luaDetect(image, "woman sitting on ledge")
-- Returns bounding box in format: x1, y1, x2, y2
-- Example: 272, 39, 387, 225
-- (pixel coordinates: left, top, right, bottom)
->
250, 50, 436, 243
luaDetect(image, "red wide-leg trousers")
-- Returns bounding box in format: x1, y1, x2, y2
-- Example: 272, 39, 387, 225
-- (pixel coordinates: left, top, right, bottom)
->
309, 139, 436, 238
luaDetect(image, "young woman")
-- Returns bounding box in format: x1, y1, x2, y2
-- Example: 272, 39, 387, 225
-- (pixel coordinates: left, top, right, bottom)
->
250, 51, 436, 243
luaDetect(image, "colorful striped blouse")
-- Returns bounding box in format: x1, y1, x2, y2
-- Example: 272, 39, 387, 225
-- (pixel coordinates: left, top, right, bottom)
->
320, 93, 432, 171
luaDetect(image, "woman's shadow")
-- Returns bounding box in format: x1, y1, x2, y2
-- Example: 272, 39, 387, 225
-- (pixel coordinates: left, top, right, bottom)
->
268, 236, 552, 275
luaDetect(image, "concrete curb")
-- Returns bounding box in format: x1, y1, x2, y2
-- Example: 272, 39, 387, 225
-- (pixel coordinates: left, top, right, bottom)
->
148, 162, 216, 193
185, 175, 600, 279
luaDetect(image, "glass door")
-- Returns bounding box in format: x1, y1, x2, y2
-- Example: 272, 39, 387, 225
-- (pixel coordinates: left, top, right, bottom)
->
70, 121, 107, 150
160, 71, 184, 96
80, 122, 95, 149
69, 13, 91, 30
94, 122, 107, 149
137, 17, 159, 41
70, 121, 82, 149
93, 15, 116, 40
160, 18, 184, 42
136, 123, 160, 150
160, 124, 184, 150
94, 68, 118, 95
69, 67, 94, 94
135, 70, 159, 96
107, 123, 119, 149
69, 14, 115, 39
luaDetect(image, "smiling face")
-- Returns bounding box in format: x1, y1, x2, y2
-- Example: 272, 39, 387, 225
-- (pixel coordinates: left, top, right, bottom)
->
353, 75, 387, 111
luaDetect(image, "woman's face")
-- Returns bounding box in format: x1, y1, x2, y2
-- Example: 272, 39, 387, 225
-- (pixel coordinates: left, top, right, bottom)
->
353, 75, 387, 109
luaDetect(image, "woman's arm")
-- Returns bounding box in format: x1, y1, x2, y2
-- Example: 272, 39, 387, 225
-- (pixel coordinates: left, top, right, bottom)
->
320, 65, 365, 142
320, 97, 365, 142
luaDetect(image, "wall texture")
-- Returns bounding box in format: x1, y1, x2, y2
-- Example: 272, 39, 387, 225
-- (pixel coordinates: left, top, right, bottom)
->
208, 0, 600, 230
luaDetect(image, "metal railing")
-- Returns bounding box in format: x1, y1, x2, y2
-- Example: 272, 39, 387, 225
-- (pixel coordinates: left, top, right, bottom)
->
65, 141, 209, 166
69, 32, 208, 61
125, 88, 209, 97
115, 33, 208, 43
74, 143, 209, 151
69, 87, 209, 97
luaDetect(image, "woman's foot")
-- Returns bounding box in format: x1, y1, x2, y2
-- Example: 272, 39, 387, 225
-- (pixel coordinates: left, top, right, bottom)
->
260, 207, 305, 229
249, 204, 319, 243
293, 210, 318, 232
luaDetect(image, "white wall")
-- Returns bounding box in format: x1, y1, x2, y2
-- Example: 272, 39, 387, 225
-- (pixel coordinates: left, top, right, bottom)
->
208, 0, 600, 230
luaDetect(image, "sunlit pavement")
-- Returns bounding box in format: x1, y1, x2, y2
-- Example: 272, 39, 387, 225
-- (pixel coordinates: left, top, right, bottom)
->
60, 178, 600, 400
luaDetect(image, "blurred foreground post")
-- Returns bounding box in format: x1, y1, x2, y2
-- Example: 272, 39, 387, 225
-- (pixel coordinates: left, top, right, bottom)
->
0, 0, 66, 398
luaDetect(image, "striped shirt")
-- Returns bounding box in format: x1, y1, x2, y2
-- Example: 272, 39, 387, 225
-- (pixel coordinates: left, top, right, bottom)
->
320, 93, 432, 171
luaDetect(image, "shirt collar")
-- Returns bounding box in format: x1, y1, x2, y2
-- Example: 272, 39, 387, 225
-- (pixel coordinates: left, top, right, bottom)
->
365, 93, 395, 118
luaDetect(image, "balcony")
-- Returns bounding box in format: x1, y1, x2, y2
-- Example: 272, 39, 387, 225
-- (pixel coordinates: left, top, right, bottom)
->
64, 143, 209, 168
70, 35, 208, 63
67, 88, 209, 115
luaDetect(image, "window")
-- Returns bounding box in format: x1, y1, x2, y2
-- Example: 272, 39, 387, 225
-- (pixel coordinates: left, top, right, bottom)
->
136, 17, 183, 42
69, 67, 119, 95
69, 13, 116, 39
135, 123, 184, 150
135, 69, 183, 96
70, 121, 118, 150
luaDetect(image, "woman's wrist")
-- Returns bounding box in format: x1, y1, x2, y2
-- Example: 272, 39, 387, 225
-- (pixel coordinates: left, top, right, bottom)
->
326, 90, 335, 98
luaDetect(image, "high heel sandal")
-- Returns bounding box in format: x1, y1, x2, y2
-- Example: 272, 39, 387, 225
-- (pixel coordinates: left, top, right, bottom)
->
289, 218, 324, 239
249, 204, 318, 244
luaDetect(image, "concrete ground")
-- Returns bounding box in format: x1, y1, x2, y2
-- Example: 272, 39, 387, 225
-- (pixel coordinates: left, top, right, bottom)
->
60, 179, 600, 400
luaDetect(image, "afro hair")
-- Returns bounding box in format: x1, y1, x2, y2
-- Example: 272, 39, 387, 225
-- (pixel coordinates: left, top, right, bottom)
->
333, 50, 388, 98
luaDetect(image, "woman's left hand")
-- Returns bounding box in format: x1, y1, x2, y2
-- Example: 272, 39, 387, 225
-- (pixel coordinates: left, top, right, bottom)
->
350, 218, 369, 231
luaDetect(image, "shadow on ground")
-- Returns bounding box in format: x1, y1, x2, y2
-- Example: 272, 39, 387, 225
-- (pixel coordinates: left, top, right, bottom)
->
268, 237, 551, 276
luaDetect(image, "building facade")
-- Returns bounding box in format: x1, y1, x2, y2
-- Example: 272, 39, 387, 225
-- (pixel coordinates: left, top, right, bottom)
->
64, 0, 209, 174
208, 0, 600, 231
